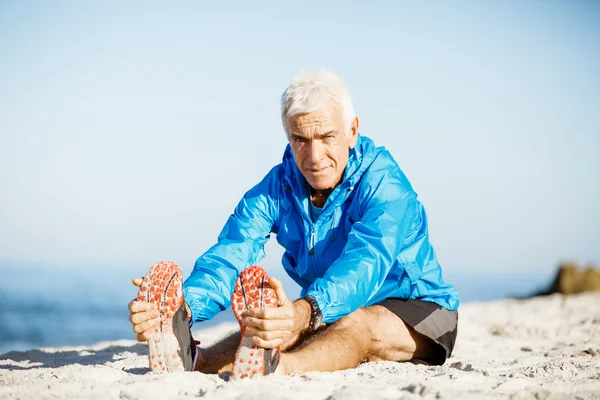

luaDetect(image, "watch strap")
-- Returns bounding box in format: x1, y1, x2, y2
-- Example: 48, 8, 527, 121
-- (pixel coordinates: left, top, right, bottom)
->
303, 295, 323, 331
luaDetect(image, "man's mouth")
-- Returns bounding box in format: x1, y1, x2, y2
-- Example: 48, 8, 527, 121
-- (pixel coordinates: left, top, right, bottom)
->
307, 167, 328, 174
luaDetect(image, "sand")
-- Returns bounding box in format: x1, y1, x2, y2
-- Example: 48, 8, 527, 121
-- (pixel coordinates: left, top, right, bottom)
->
1, 293, 599, 400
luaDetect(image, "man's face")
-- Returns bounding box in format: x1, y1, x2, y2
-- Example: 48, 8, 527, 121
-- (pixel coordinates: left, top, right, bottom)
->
286, 101, 359, 191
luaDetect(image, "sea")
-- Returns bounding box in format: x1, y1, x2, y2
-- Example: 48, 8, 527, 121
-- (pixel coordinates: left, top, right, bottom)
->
0, 262, 554, 355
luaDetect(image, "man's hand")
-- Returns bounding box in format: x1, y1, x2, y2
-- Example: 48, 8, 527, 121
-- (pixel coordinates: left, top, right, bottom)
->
244, 277, 312, 351
127, 278, 159, 342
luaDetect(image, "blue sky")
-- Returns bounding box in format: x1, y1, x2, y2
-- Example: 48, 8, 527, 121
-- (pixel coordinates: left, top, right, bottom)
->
1, 1, 599, 286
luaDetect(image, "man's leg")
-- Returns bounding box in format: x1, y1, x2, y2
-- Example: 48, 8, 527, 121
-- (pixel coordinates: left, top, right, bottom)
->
278, 305, 437, 374
194, 330, 240, 374
193, 328, 317, 374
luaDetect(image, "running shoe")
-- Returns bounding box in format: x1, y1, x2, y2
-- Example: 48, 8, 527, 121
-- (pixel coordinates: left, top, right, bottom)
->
230, 266, 280, 379
136, 261, 197, 372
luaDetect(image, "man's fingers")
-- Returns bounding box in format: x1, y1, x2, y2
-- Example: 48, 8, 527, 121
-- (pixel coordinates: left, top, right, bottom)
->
129, 310, 159, 324
136, 328, 157, 343
133, 318, 159, 334
128, 300, 155, 313
130, 276, 155, 342
246, 327, 287, 341
251, 336, 284, 349
248, 316, 294, 330
268, 277, 291, 306
245, 315, 294, 331
132, 277, 143, 287
246, 305, 294, 320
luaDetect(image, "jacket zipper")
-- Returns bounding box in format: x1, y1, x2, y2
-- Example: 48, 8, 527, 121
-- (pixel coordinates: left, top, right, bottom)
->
284, 178, 354, 259
331, 187, 353, 242
284, 179, 317, 259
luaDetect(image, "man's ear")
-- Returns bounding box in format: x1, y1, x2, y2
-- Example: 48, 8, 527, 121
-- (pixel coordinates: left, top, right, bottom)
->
348, 116, 360, 149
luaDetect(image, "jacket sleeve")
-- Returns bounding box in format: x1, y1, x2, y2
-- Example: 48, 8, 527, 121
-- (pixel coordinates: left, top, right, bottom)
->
305, 169, 418, 323
183, 167, 280, 323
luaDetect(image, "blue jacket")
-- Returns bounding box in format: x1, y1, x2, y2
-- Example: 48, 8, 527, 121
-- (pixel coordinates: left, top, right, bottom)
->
183, 135, 459, 324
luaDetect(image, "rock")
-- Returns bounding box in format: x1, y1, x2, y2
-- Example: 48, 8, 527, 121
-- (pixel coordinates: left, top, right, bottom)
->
577, 348, 598, 357
540, 263, 600, 295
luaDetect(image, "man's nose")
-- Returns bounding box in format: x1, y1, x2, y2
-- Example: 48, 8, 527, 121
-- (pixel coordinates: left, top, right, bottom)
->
307, 141, 323, 163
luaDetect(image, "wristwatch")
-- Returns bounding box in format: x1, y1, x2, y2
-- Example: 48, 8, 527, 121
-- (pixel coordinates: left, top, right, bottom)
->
302, 295, 323, 331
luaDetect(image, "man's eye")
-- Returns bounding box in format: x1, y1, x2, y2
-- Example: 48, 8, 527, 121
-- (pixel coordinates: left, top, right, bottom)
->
294, 137, 306, 143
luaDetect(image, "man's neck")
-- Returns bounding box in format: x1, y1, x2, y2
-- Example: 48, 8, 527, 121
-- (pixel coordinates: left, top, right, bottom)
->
310, 188, 332, 208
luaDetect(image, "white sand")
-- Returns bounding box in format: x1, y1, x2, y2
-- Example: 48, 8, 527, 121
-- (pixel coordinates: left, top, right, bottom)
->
1, 293, 599, 400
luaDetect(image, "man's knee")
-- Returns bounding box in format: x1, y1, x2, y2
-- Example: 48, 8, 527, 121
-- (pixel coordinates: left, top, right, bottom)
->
326, 306, 412, 362
333, 308, 370, 330
347, 305, 427, 362
332, 306, 392, 330
323, 306, 430, 362
367, 305, 439, 362
330, 307, 385, 345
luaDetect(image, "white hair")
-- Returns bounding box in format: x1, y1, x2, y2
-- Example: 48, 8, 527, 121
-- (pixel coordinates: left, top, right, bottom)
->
280, 70, 355, 136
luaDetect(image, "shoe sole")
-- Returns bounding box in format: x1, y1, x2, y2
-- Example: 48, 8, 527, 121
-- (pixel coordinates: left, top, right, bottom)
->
230, 266, 279, 380
137, 261, 185, 373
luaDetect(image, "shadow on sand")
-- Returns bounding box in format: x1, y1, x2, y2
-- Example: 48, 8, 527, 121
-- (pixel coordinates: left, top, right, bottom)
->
0, 343, 148, 372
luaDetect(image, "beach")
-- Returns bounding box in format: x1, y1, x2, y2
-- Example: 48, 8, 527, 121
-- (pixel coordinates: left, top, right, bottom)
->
1, 293, 599, 399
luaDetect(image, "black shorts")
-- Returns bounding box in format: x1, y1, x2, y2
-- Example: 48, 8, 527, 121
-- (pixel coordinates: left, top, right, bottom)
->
376, 298, 458, 366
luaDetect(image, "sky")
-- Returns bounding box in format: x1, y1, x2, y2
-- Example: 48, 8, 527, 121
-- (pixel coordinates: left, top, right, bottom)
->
1, 1, 599, 289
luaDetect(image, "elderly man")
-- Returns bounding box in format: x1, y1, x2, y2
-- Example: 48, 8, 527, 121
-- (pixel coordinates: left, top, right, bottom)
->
128, 70, 459, 377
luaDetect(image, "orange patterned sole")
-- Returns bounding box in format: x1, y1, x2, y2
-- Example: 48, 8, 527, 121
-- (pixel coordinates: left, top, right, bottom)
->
230, 266, 280, 380
137, 261, 185, 372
